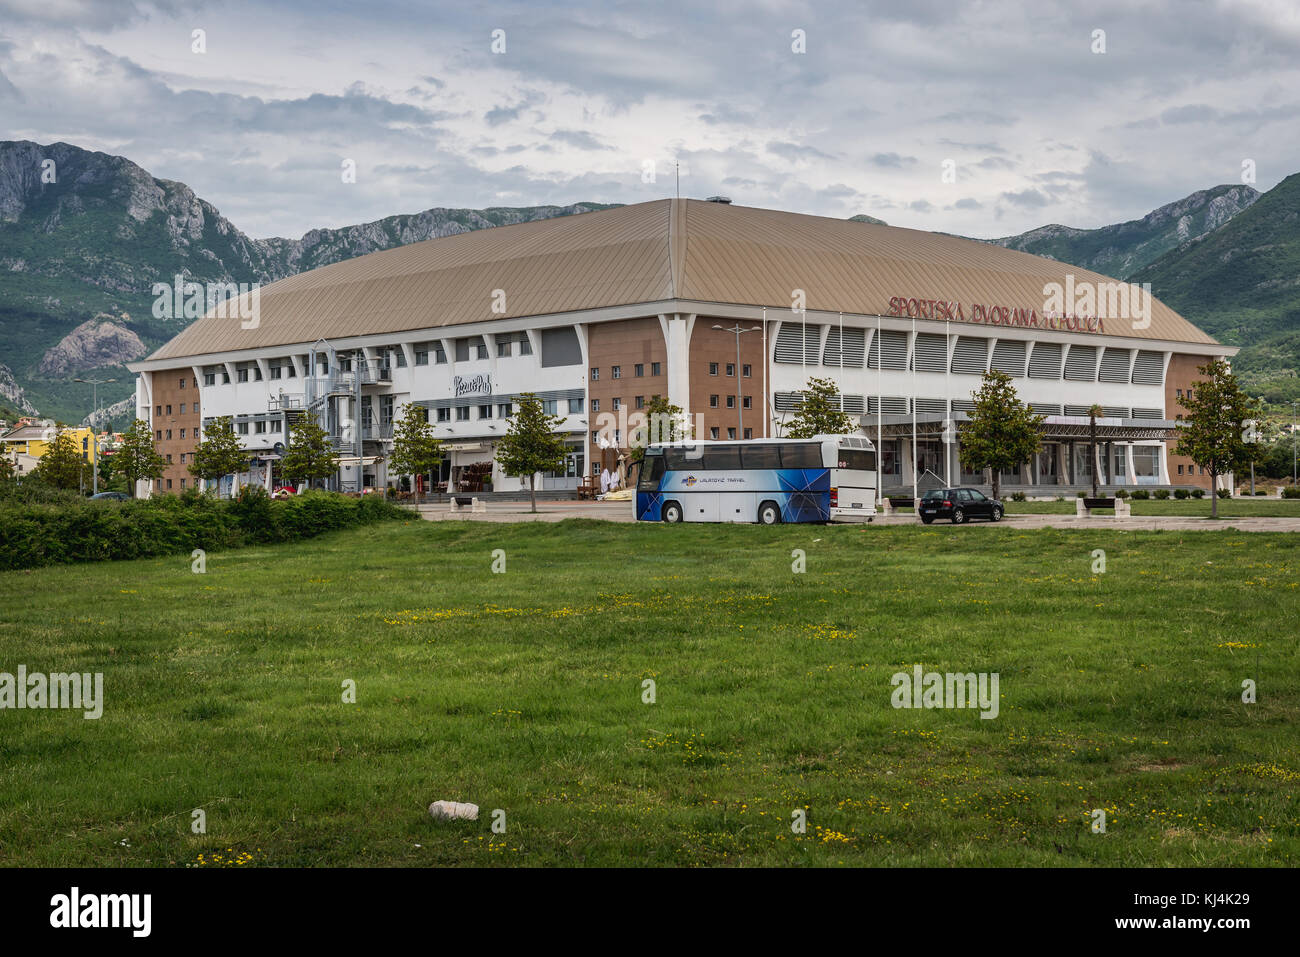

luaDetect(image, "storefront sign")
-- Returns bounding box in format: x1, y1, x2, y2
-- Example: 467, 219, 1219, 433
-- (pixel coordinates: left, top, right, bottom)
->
453, 373, 492, 397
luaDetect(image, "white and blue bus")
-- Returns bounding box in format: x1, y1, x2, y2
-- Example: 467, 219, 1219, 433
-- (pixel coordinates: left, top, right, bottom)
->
635, 434, 877, 524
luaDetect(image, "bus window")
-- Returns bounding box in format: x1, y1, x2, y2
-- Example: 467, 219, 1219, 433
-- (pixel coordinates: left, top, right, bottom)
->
780, 443, 822, 469
701, 445, 742, 470
837, 448, 876, 471
740, 444, 782, 469
638, 453, 666, 490
664, 448, 695, 471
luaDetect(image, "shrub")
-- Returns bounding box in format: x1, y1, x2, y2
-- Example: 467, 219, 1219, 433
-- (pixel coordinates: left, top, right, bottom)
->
1174, 488, 1190, 499
1114, 489, 1128, 498
1132, 489, 1150, 500
0, 490, 407, 571
1154, 489, 1170, 500
1076, 490, 1087, 498
1283, 486, 1300, 499
1217, 487, 1231, 498
1254, 490, 1266, 496
1010, 491, 1026, 502
1191, 488, 1205, 498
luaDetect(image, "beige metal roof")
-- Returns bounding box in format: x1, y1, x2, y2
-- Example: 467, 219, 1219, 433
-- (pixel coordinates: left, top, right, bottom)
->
148, 198, 1216, 361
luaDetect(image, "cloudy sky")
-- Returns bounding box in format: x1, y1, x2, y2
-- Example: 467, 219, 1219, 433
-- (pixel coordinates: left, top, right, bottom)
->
2, 0, 1298, 240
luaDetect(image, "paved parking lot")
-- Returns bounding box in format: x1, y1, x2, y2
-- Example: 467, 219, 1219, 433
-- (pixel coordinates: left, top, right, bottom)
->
413, 501, 1300, 531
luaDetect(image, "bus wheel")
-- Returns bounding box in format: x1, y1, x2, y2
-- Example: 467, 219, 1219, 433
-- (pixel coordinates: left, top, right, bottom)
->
662, 501, 684, 523
758, 501, 781, 525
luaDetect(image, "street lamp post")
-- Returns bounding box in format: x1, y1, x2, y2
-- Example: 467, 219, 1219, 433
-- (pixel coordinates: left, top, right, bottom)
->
713, 324, 760, 439
74, 376, 116, 495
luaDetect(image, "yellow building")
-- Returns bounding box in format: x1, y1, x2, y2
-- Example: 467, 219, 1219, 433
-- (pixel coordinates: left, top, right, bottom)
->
1, 423, 98, 478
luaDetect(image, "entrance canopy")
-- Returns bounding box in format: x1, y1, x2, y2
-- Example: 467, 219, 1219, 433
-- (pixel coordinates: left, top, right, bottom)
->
864, 413, 1178, 442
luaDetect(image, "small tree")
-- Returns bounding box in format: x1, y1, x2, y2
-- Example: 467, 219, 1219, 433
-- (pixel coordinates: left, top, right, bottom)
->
113, 418, 166, 497
33, 428, 88, 491
388, 402, 443, 494
190, 415, 249, 494
1175, 358, 1261, 519
1087, 404, 1104, 499
958, 370, 1043, 501
786, 376, 857, 438
0, 449, 13, 483
495, 392, 567, 513
629, 396, 691, 464
281, 413, 338, 489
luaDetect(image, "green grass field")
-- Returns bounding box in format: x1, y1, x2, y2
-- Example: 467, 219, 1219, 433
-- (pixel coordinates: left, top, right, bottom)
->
1006, 498, 1300, 517
1, 519, 1296, 867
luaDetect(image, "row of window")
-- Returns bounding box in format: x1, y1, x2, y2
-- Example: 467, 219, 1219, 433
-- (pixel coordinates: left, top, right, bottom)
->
590, 396, 660, 412
154, 402, 196, 417
590, 362, 662, 381
708, 394, 753, 410
596, 426, 754, 444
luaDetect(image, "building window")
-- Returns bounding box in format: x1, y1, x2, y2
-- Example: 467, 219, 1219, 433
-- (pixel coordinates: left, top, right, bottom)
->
394, 350, 406, 368
726, 363, 735, 376
237, 422, 249, 435
636, 396, 645, 409
166, 429, 173, 440
612, 397, 621, 411
568, 398, 583, 414
237, 368, 249, 383
744, 428, 752, 439
166, 479, 173, 489
415, 348, 429, 365
499, 403, 514, 418
612, 365, 621, 379
255, 421, 267, 433
498, 339, 512, 358
155, 430, 162, 441
180, 404, 186, 414
709, 362, 719, 376
222, 370, 231, 384
479, 404, 492, 419
271, 420, 281, 433
270, 365, 282, 379
726, 396, 735, 409
1178, 464, 1185, 475
727, 428, 737, 439
476, 342, 488, 360
179, 378, 186, 389
435, 345, 447, 364
743, 364, 752, 377
634, 363, 644, 377
156, 405, 162, 416
204, 372, 215, 386
253, 366, 262, 381
166, 453, 173, 464
456, 406, 470, 421
591, 431, 600, 444
591, 399, 600, 413
437, 408, 450, 423
180, 428, 186, 439
742, 396, 752, 409
518, 332, 532, 356
651, 362, 661, 376
179, 453, 186, 464
166, 405, 172, 415
542, 399, 558, 415
710, 427, 720, 439
180, 478, 186, 488
591, 367, 599, 381
710, 395, 719, 408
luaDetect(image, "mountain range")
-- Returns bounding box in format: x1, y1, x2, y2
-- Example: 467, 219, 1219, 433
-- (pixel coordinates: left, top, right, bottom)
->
0, 139, 1295, 424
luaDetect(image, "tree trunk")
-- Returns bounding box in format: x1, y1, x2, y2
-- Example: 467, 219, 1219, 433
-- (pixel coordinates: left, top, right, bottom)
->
1211, 471, 1218, 519
1089, 418, 1099, 499
529, 474, 537, 513
992, 470, 1000, 502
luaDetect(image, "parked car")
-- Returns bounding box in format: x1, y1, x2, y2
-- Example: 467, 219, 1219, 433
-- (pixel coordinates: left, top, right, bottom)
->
88, 491, 131, 501
918, 487, 1003, 524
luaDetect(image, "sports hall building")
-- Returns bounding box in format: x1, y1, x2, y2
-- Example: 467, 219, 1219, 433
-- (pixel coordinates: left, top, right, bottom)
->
128, 198, 1234, 498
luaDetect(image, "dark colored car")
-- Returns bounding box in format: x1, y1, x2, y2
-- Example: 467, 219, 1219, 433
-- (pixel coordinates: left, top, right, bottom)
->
89, 491, 131, 501
919, 487, 1003, 524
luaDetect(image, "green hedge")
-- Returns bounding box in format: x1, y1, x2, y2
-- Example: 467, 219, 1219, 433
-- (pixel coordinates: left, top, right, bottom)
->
0, 489, 407, 570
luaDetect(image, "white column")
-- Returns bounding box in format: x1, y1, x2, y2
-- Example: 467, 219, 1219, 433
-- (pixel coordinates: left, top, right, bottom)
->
658, 312, 696, 414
